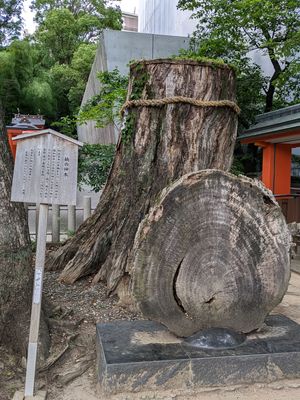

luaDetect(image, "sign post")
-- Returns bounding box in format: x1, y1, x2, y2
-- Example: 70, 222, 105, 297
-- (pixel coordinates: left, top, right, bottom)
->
11, 129, 83, 399
24, 203, 48, 397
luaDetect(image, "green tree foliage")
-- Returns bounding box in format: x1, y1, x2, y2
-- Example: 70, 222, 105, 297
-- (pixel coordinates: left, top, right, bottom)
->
178, 0, 300, 113
58, 69, 126, 192
33, 0, 122, 43
8, 40, 34, 84
0, 40, 56, 120
0, 41, 40, 118
22, 78, 55, 115
68, 43, 97, 111
51, 116, 116, 192
78, 68, 128, 129
49, 63, 78, 116
32, 0, 122, 29
30, 1, 122, 121
51, 115, 77, 137
0, 50, 20, 118
0, 0, 121, 122
78, 144, 116, 192
0, 0, 23, 46
48, 43, 97, 119
0, 1, 24, 119
35, 8, 79, 65
50, 69, 125, 192
0, 1, 121, 193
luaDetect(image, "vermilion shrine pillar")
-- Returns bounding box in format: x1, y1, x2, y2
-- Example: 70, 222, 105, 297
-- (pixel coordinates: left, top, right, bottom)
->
256, 142, 292, 195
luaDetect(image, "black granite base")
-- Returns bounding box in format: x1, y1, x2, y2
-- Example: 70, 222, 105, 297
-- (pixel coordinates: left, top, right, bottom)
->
96, 315, 300, 394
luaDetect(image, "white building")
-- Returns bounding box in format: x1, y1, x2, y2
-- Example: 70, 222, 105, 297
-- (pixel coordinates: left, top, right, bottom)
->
138, 0, 197, 37
137, 0, 274, 77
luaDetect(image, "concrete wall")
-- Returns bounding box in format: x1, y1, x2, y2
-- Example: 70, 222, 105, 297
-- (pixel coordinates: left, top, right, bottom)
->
78, 30, 190, 144
78, 33, 116, 145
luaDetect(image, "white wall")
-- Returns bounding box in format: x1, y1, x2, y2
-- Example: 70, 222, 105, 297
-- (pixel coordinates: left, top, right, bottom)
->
138, 0, 197, 37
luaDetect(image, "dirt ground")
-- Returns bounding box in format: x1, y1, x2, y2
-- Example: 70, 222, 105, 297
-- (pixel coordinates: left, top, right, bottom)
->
1, 265, 300, 400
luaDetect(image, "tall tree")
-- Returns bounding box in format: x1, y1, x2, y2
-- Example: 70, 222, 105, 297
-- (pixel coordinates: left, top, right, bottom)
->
0, 40, 56, 121
0, 48, 20, 119
178, 0, 300, 112
35, 8, 80, 65
0, 0, 121, 123
33, 0, 122, 47
30, 1, 122, 121
49, 42, 97, 118
0, 0, 23, 46
32, 0, 122, 30
0, 2, 24, 115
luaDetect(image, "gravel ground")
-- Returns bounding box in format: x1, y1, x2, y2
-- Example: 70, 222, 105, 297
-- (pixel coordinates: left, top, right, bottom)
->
2, 267, 300, 400
43, 270, 142, 325
0, 264, 142, 400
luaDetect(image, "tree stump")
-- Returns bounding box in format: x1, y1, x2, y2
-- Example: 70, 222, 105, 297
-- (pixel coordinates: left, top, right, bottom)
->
132, 170, 291, 337
47, 58, 239, 296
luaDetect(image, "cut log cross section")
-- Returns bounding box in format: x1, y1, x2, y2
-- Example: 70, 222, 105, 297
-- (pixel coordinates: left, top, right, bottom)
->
132, 170, 291, 337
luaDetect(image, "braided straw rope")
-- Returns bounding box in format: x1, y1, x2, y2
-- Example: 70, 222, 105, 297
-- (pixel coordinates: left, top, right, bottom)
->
120, 96, 240, 116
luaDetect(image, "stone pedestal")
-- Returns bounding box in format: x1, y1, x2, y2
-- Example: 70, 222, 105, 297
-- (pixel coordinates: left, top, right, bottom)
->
96, 315, 300, 394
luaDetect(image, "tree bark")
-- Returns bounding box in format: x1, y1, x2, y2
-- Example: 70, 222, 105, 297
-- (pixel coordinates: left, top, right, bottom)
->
47, 59, 239, 298
0, 103, 50, 359
264, 45, 283, 112
132, 170, 291, 337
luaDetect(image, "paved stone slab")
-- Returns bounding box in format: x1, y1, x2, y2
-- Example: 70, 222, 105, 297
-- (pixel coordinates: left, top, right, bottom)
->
25, 391, 47, 400
96, 315, 300, 394
13, 390, 47, 400
291, 258, 300, 274
13, 392, 24, 400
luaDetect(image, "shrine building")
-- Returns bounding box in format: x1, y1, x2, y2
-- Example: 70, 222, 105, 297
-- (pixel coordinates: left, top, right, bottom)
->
240, 104, 300, 222
6, 114, 45, 159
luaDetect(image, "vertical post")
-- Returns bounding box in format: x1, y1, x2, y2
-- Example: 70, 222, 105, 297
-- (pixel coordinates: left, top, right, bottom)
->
261, 144, 275, 192
274, 144, 292, 195
83, 196, 91, 221
24, 203, 29, 238
52, 204, 60, 243
24, 204, 48, 397
35, 204, 40, 240
68, 205, 76, 233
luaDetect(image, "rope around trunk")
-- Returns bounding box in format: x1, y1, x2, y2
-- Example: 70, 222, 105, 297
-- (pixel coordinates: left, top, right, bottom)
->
120, 96, 241, 116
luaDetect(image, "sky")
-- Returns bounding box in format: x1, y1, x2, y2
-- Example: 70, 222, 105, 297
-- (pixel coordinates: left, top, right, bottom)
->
22, 0, 139, 34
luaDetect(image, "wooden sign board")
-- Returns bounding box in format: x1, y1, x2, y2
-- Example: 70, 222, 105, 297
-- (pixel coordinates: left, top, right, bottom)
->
11, 129, 83, 205
10, 129, 83, 397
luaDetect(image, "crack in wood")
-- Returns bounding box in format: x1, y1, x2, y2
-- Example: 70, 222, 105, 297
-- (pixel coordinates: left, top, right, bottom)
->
204, 296, 215, 304
172, 258, 187, 314
263, 195, 274, 206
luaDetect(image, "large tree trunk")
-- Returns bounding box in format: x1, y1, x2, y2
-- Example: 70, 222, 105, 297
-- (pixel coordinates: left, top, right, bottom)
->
132, 170, 291, 337
47, 59, 239, 297
0, 104, 49, 359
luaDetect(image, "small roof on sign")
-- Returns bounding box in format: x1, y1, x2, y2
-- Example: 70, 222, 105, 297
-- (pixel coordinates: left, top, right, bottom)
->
12, 128, 84, 147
